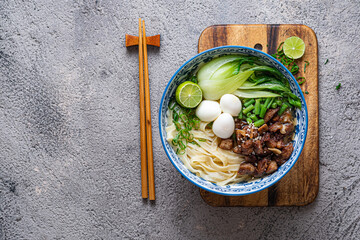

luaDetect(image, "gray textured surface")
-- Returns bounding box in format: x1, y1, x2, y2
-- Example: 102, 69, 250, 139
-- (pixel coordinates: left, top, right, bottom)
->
0, 0, 359, 239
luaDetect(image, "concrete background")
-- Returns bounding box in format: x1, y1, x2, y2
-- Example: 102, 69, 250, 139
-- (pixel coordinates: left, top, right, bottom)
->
0, 0, 359, 239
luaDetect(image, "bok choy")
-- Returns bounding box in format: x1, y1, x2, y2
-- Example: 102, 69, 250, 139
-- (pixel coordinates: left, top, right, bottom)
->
197, 55, 257, 100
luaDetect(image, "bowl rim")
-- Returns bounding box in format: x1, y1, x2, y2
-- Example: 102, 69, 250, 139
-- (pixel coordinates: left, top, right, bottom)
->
159, 45, 308, 196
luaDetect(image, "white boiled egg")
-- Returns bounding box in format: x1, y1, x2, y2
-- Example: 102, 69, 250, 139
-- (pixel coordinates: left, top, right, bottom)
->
195, 100, 221, 122
220, 94, 242, 116
212, 113, 235, 139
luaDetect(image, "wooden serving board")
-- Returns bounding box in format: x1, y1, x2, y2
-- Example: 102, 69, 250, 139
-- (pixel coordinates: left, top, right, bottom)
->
199, 24, 319, 207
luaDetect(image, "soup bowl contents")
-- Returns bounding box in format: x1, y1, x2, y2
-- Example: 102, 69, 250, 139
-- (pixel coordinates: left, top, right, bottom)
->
159, 46, 308, 196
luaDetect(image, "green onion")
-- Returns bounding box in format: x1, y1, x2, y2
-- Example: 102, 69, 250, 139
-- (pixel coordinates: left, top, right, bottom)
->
254, 99, 261, 115
238, 111, 243, 119
243, 104, 255, 114
305, 91, 309, 94
170, 101, 201, 154
278, 103, 289, 115
254, 119, 265, 127
304, 61, 309, 73
190, 76, 198, 84
244, 98, 255, 107
297, 77, 306, 85
246, 112, 252, 117
325, 59, 329, 65
198, 138, 206, 142
271, 102, 278, 108
336, 83, 341, 90
246, 118, 253, 124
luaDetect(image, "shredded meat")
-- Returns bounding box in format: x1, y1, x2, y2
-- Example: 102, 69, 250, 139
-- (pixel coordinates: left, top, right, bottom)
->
264, 108, 279, 123
219, 139, 233, 150
238, 163, 256, 175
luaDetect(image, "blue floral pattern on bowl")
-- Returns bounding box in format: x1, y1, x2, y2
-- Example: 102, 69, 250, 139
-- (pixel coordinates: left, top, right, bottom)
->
159, 46, 308, 196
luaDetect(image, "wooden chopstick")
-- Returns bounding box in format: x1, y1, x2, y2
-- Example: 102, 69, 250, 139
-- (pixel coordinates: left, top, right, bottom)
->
138, 18, 148, 199
142, 20, 155, 200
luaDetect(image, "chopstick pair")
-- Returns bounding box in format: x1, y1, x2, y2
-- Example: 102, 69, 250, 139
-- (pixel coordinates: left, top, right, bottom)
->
137, 18, 155, 200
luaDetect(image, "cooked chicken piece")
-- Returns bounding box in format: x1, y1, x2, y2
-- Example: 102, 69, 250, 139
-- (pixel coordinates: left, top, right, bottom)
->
233, 145, 242, 154
254, 157, 271, 177
266, 161, 278, 174
240, 140, 254, 155
235, 119, 248, 130
272, 115, 280, 122
274, 143, 294, 165
280, 143, 293, 160
245, 155, 258, 163
253, 140, 265, 155
264, 108, 279, 123
219, 139, 233, 150
261, 132, 271, 143
269, 122, 283, 132
258, 124, 269, 134
280, 123, 294, 135
238, 163, 256, 175
279, 110, 293, 123
236, 129, 246, 142
266, 138, 285, 149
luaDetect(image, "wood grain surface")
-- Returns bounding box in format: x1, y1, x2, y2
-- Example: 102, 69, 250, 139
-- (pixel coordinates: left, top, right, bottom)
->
198, 24, 319, 207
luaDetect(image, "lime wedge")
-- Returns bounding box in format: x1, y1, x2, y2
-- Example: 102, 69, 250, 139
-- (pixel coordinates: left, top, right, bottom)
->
175, 81, 203, 108
283, 36, 305, 59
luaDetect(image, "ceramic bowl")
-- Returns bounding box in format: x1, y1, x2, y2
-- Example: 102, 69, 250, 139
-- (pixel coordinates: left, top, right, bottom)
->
159, 46, 308, 196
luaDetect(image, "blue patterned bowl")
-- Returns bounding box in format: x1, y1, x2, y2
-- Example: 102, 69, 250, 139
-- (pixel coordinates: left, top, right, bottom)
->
159, 46, 308, 196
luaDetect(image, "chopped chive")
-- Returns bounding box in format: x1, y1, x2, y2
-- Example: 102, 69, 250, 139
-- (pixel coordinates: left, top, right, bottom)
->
325, 59, 329, 65
297, 77, 306, 85
305, 91, 309, 94
304, 61, 309, 73
336, 83, 341, 90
